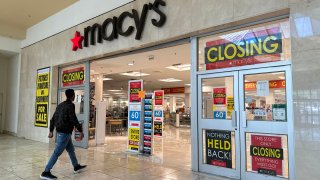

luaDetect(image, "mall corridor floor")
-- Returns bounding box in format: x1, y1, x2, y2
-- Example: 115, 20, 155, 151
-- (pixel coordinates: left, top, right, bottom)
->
0, 127, 230, 180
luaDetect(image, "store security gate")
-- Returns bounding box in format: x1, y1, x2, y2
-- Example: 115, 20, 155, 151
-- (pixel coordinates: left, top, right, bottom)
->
198, 66, 293, 179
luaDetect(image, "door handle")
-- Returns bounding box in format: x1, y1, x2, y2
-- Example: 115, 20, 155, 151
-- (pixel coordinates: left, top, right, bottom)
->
241, 111, 247, 128
232, 111, 237, 128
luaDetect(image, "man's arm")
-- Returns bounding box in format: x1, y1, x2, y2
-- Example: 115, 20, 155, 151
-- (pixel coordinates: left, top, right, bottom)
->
49, 108, 57, 132
48, 107, 58, 138
69, 103, 83, 132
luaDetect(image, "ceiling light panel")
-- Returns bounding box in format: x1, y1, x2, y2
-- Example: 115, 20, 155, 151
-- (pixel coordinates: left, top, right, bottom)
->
120, 72, 150, 77
159, 78, 182, 82
166, 64, 191, 71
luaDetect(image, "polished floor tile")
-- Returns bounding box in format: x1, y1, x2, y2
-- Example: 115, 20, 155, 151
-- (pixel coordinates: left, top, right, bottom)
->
0, 126, 230, 180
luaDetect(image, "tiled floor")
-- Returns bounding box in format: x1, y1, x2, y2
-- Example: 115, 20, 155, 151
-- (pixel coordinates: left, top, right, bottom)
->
0, 126, 230, 180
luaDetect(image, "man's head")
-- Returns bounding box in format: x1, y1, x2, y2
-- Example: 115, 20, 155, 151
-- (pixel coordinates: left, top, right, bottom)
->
65, 89, 75, 101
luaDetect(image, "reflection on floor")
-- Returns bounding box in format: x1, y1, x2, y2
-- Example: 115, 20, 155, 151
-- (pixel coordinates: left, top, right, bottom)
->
0, 126, 231, 180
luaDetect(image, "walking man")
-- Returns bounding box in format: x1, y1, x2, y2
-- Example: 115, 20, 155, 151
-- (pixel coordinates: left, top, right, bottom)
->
40, 89, 86, 180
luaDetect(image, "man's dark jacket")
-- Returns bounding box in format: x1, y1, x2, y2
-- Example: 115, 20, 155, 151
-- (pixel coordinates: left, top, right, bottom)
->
49, 99, 83, 134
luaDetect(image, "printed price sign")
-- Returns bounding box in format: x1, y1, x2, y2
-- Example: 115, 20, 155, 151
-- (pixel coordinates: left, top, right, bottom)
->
129, 111, 141, 121
154, 110, 163, 118
213, 111, 226, 119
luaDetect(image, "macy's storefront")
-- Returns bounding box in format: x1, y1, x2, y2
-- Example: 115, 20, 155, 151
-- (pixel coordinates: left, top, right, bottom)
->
19, 0, 320, 179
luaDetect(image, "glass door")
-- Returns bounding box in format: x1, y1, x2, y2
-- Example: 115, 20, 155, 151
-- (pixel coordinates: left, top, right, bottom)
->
239, 66, 291, 180
58, 62, 90, 148
58, 88, 88, 148
198, 71, 240, 179
197, 66, 292, 179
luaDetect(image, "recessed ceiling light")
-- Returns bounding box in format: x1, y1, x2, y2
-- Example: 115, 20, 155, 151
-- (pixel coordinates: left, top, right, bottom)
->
159, 78, 182, 82
185, 84, 191, 86
121, 71, 150, 77
278, 76, 285, 80
108, 90, 122, 92
103, 78, 113, 81
166, 64, 191, 71
128, 61, 134, 66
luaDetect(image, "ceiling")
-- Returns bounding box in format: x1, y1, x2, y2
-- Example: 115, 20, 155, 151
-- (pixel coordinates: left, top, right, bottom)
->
0, 0, 78, 39
91, 43, 191, 100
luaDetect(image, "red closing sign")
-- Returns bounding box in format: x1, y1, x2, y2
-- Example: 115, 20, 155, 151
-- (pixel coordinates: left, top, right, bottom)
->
250, 134, 283, 176
129, 81, 142, 103
154, 90, 164, 106
62, 67, 84, 87
213, 88, 226, 105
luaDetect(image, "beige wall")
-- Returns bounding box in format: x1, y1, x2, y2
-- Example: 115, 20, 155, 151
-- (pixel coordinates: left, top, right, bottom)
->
290, 0, 320, 179
19, 0, 289, 142
0, 57, 8, 133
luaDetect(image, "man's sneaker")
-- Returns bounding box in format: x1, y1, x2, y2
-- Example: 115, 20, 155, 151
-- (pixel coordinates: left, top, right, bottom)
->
40, 171, 57, 180
74, 164, 87, 174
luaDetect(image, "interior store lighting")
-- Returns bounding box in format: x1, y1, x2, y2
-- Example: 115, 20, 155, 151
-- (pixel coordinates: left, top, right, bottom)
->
108, 90, 123, 92
279, 76, 285, 80
159, 78, 182, 82
103, 78, 113, 81
166, 63, 191, 71
128, 61, 134, 66
120, 71, 150, 77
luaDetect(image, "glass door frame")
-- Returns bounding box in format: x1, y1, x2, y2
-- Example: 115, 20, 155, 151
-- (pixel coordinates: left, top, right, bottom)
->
239, 65, 294, 180
57, 61, 90, 148
197, 71, 241, 179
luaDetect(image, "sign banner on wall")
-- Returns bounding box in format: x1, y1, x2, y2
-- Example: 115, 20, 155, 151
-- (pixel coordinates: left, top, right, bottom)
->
161, 87, 185, 94
205, 129, 232, 168
250, 134, 284, 176
205, 27, 283, 70
213, 87, 226, 105
35, 67, 50, 127
62, 67, 84, 87
129, 80, 142, 103
245, 80, 285, 90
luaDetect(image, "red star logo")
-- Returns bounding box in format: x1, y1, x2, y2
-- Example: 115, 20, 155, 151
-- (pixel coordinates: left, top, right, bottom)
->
71, 31, 84, 51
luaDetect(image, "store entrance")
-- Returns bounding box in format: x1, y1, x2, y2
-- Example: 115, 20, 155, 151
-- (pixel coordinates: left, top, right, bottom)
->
198, 66, 291, 179
88, 43, 192, 164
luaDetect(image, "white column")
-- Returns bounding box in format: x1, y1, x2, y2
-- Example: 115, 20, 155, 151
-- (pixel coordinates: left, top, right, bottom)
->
185, 93, 191, 109
94, 74, 103, 103
170, 96, 176, 113
95, 102, 107, 145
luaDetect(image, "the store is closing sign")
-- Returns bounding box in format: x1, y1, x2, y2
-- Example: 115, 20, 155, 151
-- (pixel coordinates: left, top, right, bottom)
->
62, 67, 84, 87
213, 88, 226, 105
205, 27, 282, 70
129, 80, 142, 103
250, 134, 284, 176
206, 130, 232, 168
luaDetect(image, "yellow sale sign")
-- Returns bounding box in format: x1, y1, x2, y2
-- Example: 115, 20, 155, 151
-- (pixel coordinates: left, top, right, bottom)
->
128, 127, 140, 152
35, 68, 50, 127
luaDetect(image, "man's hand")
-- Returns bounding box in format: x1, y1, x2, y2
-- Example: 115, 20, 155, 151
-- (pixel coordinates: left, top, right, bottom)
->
79, 132, 84, 140
48, 132, 53, 138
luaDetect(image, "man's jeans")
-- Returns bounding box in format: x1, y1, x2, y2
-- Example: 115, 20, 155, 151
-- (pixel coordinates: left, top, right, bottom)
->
45, 133, 79, 172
